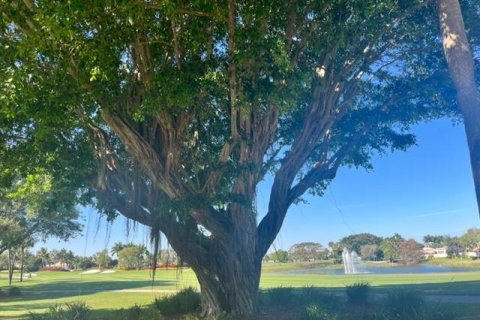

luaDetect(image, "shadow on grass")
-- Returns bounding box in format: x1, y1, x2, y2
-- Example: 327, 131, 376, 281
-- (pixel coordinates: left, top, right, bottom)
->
281, 280, 480, 297
364, 280, 480, 296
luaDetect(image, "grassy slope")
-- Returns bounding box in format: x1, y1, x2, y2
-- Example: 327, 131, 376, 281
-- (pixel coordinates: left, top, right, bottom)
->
1, 263, 480, 318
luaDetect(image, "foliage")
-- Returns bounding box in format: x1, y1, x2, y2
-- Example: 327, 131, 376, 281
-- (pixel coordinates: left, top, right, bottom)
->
339, 234, 383, 255
40, 266, 70, 272
92, 249, 111, 269
303, 304, 338, 320
117, 245, 149, 270
289, 242, 325, 262
28, 302, 90, 320
446, 241, 464, 258
423, 235, 446, 248
266, 249, 289, 263
345, 282, 370, 305
75, 256, 96, 270
49, 249, 76, 270
0, 0, 461, 314
154, 287, 201, 318
360, 244, 383, 261
459, 228, 480, 251
380, 234, 405, 262
114, 304, 161, 320
398, 239, 424, 265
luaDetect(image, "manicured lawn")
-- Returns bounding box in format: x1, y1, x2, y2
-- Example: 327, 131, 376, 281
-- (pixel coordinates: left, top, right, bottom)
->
1, 264, 480, 318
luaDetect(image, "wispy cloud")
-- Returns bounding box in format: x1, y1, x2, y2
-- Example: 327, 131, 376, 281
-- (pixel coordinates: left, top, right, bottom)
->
409, 209, 465, 218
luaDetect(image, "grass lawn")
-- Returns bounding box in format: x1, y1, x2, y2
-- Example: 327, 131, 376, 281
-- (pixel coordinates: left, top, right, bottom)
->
1, 264, 480, 319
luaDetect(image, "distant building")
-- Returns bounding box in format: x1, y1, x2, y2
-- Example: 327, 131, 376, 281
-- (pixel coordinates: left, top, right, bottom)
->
422, 246, 447, 258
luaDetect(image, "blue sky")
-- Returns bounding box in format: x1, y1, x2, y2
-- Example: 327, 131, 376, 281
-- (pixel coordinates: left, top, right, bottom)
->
35, 118, 480, 255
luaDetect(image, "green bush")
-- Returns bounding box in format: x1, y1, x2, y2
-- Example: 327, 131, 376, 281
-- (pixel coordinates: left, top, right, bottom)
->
8, 286, 21, 296
114, 304, 162, 320
29, 302, 90, 320
345, 282, 370, 305
303, 303, 338, 320
154, 287, 201, 317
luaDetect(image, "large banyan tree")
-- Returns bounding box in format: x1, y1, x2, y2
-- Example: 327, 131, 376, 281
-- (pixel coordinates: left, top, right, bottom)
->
0, 0, 464, 317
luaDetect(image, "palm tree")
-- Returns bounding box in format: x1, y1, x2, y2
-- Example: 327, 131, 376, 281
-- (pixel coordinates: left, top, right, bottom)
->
36, 247, 49, 268
111, 242, 124, 257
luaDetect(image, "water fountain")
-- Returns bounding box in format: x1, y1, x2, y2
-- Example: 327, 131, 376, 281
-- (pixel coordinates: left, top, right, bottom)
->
342, 248, 361, 274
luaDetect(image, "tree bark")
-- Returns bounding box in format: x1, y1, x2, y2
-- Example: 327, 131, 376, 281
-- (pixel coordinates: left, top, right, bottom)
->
164, 204, 262, 318
437, 0, 480, 214
19, 246, 24, 282
7, 249, 15, 286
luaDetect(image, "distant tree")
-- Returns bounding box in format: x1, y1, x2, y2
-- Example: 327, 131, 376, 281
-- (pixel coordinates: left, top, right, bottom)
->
288, 242, 324, 262
398, 239, 424, 265
76, 256, 96, 270
118, 245, 149, 270
36, 248, 50, 268
447, 241, 464, 258
423, 234, 445, 248
339, 234, 383, 255
459, 228, 480, 251
268, 250, 289, 263
360, 244, 382, 261
381, 234, 405, 262
50, 249, 76, 269
111, 242, 126, 257
93, 249, 111, 269
159, 248, 178, 265
328, 241, 343, 264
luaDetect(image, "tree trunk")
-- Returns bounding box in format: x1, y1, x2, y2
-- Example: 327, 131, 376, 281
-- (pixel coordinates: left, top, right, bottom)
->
167, 204, 262, 318
436, 0, 480, 214
7, 249, 15, 286
19, 246, 25, 282
193, 255, 261, 318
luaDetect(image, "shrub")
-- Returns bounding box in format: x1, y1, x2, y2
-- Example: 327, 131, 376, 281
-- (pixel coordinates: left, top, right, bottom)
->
114, 304, 161, 320
303, 304, 338, 320
295, 287, 340, 310
29, 302, 90, 320
154, 287, 201, 317
345, 282, 370, 305
382, 290, 424, 319
40, 266, 69, 272
8, 286, 21, 296
260, 287, 294, 306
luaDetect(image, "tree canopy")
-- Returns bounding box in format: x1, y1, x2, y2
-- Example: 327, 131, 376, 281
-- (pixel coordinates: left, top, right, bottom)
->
0, 0, 466, 316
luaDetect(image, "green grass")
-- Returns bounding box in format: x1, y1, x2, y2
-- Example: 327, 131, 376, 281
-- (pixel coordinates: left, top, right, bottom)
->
426, 257, 480, 267
1, 264, 480, 319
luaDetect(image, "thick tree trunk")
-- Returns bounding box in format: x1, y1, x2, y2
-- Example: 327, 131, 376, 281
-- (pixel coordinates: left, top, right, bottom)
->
437, 0, 480, 214
167, 204, 262, 318
193, 255, 261, 318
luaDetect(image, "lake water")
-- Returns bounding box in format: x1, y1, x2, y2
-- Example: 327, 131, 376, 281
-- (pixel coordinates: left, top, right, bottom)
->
282, 264, 480, 275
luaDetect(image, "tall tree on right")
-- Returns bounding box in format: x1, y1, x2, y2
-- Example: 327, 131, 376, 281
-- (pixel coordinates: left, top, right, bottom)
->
436, 0, 480, 213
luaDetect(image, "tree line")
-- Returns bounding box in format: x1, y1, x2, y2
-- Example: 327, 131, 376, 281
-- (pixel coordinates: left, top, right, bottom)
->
265, 228, 480, 265
0, 241, 179, 285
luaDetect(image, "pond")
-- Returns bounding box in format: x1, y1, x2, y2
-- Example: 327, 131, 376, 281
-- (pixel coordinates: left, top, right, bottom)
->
281, 264, 480, 275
